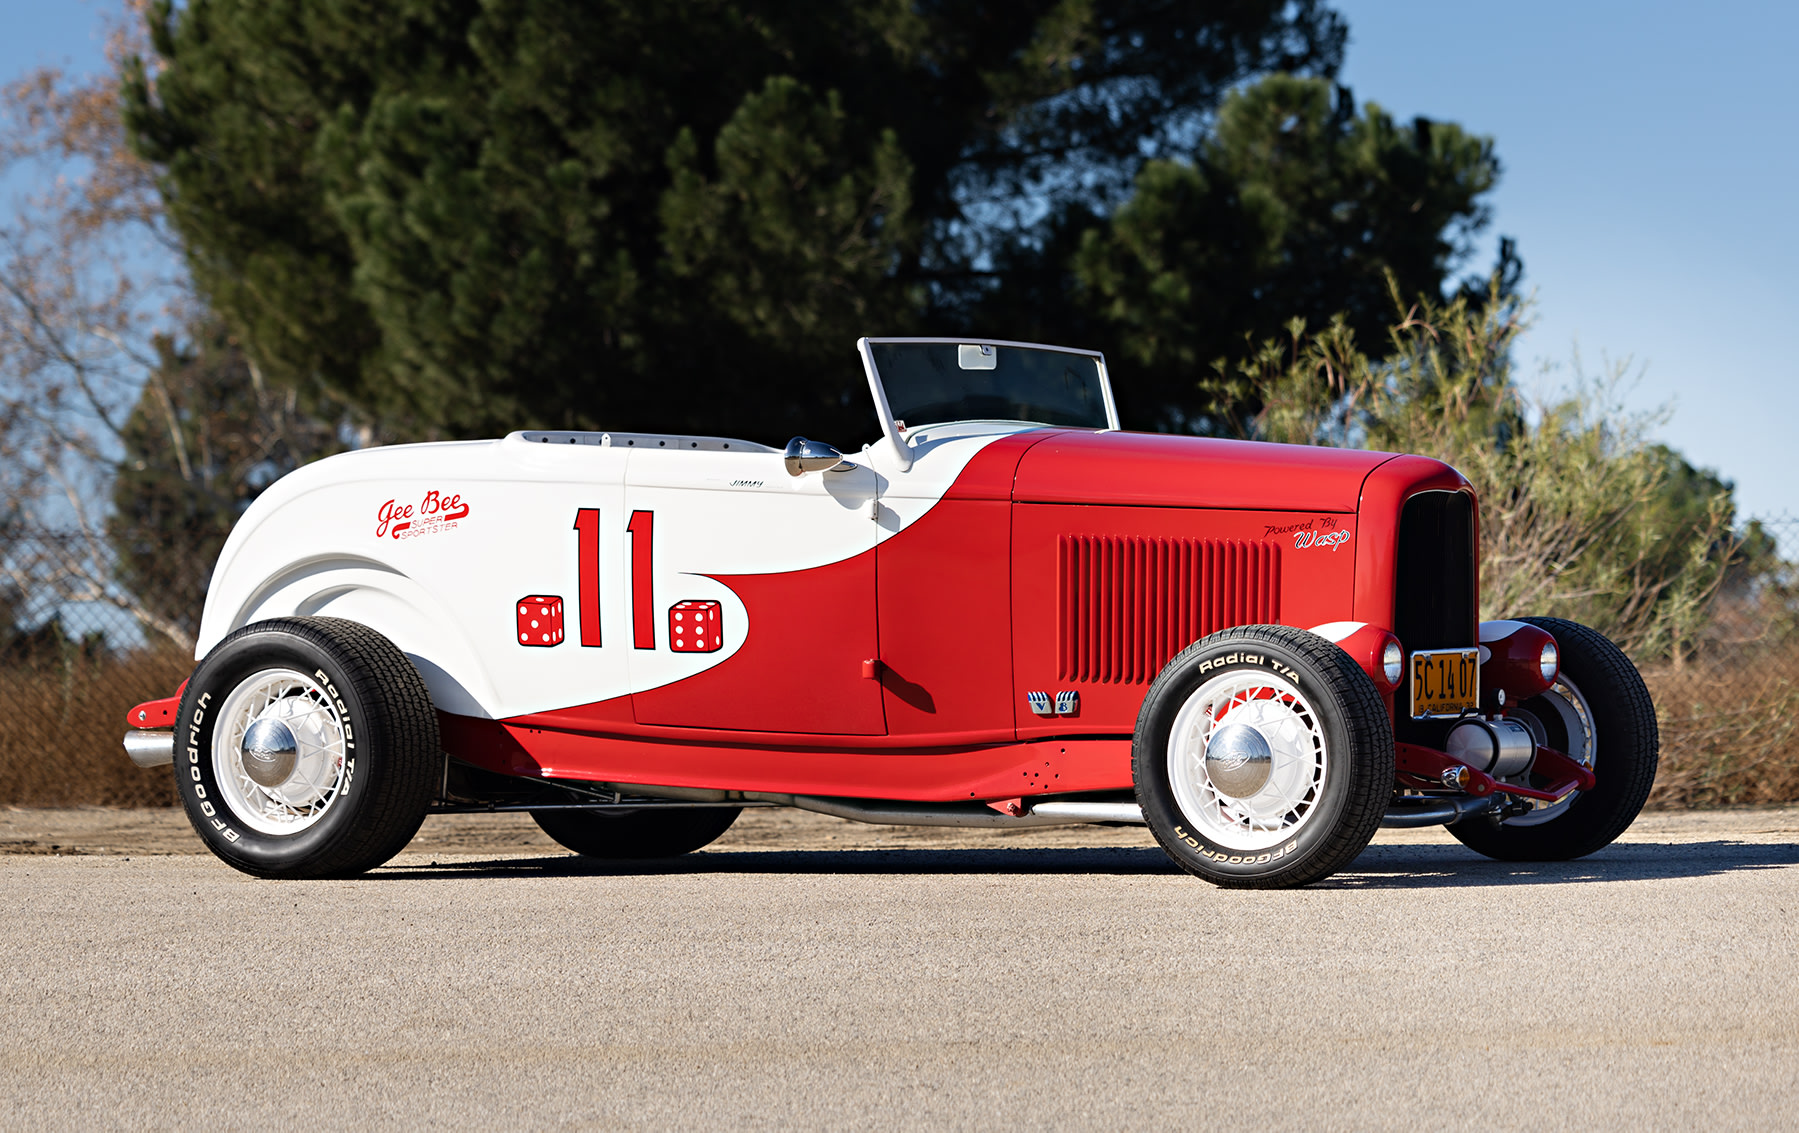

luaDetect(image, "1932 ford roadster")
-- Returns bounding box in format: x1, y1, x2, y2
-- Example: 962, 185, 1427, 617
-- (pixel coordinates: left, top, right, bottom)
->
122, 338, 1657, 887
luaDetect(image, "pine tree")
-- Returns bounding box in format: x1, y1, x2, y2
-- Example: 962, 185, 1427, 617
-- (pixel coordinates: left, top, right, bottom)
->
121, 1, 1502, 441
1068, 76, 1508, 428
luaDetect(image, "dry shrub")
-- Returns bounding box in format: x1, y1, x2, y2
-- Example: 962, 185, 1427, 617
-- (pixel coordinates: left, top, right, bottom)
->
1646, 661, 1799, 808
1215, 282, 1737, 662
1643, 581, 1799, 808
0, 646, 186, 805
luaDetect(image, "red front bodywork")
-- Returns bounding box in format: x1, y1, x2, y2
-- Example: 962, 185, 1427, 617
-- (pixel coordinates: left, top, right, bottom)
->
436, 430, 1476, 803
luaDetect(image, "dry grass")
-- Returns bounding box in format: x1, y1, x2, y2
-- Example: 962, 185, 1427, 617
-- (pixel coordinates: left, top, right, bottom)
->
1645, 647, 1799, 809
0, 647, 185, 806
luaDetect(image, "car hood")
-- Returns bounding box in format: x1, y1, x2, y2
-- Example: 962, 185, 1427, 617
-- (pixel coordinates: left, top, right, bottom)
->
1011, 430, 1399, 512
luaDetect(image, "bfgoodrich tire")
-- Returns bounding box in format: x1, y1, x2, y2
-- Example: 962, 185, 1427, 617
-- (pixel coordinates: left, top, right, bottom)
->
1448, 616, 1658, 861
1134, 625, 1394, 888
531, 806, 741, 859
174, 617, 440, 879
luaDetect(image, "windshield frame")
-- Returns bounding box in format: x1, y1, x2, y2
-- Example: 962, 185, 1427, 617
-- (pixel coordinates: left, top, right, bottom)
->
856, 337, 1119, 470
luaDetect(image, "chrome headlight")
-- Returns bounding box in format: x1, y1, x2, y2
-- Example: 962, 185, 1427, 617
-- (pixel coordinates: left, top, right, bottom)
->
1539, 639, 1559, 683
1382, 640, 1404, 686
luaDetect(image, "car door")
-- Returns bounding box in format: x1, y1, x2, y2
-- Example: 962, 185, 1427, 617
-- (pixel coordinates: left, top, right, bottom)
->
869, 427, 1039, 745
624, 443, 886, 735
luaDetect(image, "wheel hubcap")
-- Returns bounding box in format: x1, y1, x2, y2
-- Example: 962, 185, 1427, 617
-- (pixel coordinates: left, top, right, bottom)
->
241, 718, 299, 787
1204, 723, 1274, 798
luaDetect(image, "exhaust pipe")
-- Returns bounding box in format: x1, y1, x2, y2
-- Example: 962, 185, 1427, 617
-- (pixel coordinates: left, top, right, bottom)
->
123, 730, 175, 769
1026, 800, 1145, 824
765, 794, 1105, 828
602, 782, 1146, 829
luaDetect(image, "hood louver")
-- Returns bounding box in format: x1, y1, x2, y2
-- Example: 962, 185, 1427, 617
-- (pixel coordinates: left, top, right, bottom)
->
1058, 535, 1282, 684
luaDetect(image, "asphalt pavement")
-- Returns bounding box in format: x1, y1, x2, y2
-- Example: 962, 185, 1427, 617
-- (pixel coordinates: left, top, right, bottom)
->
3, 808, 1797, 1129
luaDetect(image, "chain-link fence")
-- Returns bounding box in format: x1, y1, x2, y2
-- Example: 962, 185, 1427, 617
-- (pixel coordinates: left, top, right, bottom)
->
1, 531, 197, 805
5, 519, 1799, 809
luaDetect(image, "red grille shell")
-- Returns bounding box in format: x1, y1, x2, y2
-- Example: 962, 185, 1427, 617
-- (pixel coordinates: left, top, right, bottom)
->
1057, 536, 1282, 684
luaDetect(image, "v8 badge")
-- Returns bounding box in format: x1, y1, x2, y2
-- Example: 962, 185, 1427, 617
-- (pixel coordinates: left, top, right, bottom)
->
1026, 691, 1080, 717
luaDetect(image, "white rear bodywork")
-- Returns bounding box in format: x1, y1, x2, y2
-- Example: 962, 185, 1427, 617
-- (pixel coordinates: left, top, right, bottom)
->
197, 425, 1020, 719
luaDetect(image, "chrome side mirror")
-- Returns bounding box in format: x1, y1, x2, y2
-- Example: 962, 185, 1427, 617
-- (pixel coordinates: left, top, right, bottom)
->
784, 436, 852, 476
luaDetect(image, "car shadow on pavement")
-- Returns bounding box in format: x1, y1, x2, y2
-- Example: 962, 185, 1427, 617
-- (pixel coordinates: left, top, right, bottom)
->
1325, 839, 1799, 889
371, 838, 1799, 885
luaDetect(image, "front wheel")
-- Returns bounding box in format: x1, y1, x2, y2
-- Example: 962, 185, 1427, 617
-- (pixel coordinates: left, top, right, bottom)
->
1449, 617, 1657, 861
174, 617, 441, 879
1133, 625, 1394, 888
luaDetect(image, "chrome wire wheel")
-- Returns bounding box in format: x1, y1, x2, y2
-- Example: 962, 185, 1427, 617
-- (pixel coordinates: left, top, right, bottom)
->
1166, 670, 1328, 852
1504, 674, 1596, 826
211, 667, 349, 837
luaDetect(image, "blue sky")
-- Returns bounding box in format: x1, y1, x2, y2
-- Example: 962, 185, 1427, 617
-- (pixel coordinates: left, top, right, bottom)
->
0, 2, 106, 90
0, 1, 110, 203
1334, 0, 1799, 521
7, 1, 1794, 519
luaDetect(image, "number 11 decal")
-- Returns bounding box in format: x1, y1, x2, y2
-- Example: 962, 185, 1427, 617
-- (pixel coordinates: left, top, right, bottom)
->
571, 508, 656, 649
573, 508, 602, 647
628, 510, 655, 649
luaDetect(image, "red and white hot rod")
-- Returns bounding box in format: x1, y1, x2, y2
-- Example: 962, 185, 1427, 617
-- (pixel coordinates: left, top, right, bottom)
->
122, 338, 1657, 887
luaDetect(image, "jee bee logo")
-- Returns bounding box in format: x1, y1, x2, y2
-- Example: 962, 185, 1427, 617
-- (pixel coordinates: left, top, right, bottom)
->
375, 489, 471, 540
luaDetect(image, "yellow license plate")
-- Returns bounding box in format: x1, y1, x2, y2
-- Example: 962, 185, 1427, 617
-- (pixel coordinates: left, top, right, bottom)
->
1410, 648, 1480, 719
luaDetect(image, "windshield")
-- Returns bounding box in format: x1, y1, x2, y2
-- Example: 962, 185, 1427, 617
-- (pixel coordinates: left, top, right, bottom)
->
869, 341, 1110, 430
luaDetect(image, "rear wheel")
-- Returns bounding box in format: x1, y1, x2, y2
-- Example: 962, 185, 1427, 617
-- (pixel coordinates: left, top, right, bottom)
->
1449, 617, 1657, 861
175, 617, 440, 879
1133, 625, 1394, 888
531, 806, 741, 859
